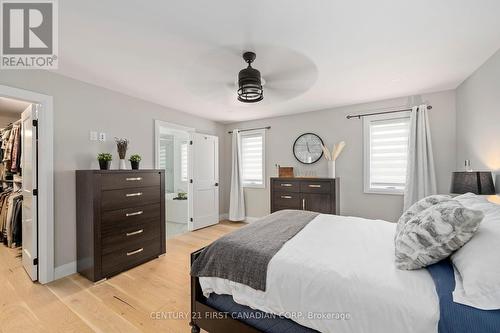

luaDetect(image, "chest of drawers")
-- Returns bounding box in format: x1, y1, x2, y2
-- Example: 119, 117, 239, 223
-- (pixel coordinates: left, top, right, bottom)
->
270, 177, 339, 215
76, 170, 165, 282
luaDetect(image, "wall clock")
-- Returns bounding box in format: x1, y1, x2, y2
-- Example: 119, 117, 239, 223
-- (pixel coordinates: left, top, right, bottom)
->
293, 133, 324, 164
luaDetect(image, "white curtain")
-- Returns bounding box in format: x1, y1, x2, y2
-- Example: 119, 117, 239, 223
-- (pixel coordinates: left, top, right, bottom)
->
403, 105, 437, 210
229, 129, 246, 221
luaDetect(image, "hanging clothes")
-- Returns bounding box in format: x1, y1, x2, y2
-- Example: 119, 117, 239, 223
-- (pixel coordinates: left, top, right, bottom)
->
10, 124, 21, 173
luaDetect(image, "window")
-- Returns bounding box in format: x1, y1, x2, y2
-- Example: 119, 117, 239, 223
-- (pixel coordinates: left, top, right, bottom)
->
363, 113, 411, 194
180, 141, 188, 182
240, 129, 266, 188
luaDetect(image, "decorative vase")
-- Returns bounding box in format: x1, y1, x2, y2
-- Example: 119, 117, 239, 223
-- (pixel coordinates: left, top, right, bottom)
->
130, 161, 139, 170
119, 159, 127, 170
327, 160, 336, 178
99, 160, 111, 170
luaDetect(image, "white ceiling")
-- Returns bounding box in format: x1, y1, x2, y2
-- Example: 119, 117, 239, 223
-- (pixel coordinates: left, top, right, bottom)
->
58, 0, 500, 123
0, 97, 31, 114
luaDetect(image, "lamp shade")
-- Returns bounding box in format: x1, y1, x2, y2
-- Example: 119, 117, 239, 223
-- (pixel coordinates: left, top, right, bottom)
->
450, 171, 496, 195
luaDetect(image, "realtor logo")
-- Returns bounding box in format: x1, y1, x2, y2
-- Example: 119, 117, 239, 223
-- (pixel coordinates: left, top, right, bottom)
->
1, 0, 58, 69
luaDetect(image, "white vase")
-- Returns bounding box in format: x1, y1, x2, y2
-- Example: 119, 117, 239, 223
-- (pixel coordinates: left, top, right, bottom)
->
327, 160, 336, 178
119, 159, 127, 170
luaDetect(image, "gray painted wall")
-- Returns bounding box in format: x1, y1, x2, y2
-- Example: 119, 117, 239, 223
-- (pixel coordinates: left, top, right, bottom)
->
456, 49, 500, 185
0, 71, 226, 269
224, 90, 457, 222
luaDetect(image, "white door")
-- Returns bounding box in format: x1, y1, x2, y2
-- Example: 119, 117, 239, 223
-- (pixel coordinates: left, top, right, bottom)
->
21, 104, 38, 281
189, 133, 219, 230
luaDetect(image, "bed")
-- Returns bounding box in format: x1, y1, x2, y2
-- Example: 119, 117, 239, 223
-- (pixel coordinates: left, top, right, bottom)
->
190, 207, 500, 333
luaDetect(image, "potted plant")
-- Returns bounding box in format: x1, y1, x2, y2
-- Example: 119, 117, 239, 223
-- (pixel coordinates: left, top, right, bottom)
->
173, 192, 187, 200
97, 153, 112, 170
115, 137, 129, 170
129, 154, 141, 170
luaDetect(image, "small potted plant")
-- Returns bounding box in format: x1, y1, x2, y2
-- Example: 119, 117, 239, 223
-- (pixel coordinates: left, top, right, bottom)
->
97, 153, 112, 170
129, 154, 141, 170
173, 192, 187, 200
115, 137, 129, 170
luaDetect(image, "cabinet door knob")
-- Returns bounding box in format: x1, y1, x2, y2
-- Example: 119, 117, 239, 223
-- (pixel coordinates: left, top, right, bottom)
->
126, 177, 142, 181
126, 210, 143, 217
125, 192, 143, 197
126, 229, 144, 236
127, 248, 144, 256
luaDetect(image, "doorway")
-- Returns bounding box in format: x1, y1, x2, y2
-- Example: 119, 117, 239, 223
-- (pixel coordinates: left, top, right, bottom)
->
0, 85, 54, 284
154, 121, 219, 240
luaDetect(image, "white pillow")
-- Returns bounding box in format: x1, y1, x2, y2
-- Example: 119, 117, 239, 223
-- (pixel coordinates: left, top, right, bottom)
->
451, 193, 500, 309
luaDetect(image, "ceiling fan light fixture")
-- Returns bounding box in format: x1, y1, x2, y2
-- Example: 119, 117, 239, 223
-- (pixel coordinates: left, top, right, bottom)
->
237, 51, 263, 103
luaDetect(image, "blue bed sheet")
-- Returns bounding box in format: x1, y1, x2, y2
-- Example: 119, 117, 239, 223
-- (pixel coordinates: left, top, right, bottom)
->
206, 293, 318, 333
427, 259, 500, 333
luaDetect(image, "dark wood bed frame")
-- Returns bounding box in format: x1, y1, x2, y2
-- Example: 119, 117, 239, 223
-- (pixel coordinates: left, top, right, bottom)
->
190, 248, 263, 333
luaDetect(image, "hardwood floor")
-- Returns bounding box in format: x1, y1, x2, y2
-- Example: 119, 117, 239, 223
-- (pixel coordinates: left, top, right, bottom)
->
0, 221, 245, 333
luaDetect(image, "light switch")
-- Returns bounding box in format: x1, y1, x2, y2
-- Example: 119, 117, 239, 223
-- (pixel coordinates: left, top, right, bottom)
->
99, 132, 106, 142
89, 131, 98, 141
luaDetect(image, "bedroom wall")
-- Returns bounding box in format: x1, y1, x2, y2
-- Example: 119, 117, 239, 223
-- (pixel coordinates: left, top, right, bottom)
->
223, 90, 457, 222
0, 71, 226, 275
456, 48, 500, 187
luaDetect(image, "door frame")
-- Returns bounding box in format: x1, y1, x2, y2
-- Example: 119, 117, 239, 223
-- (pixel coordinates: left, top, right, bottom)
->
0, 84, 54, 284
154, 120, 195, 236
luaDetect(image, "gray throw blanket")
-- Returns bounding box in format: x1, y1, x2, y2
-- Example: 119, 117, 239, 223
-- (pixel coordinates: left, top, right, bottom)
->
191, 209, 319, 291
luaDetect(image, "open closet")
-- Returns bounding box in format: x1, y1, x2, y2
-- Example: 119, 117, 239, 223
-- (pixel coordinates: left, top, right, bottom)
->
0, 96, 39, 281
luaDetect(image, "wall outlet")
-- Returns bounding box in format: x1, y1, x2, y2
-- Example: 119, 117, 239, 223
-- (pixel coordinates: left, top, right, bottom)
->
98, 132, 106, 142
89, 131, 98, 141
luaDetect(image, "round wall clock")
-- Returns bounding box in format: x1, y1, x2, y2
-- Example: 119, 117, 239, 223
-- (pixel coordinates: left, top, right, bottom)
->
293, 133, 324, 164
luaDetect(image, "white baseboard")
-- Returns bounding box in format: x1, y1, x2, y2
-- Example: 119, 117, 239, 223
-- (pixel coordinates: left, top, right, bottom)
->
54, 260, 76, 280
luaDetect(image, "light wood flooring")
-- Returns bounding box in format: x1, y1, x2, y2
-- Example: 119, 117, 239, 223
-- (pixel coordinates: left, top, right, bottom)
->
0, 221, 245, 333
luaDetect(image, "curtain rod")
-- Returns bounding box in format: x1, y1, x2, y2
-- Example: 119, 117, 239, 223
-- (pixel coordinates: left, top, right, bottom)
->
346, 105, 432, 120
227, 126, 271, 134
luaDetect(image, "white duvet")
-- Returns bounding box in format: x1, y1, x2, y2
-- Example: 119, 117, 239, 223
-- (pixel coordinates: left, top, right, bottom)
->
200, 214, 439, 333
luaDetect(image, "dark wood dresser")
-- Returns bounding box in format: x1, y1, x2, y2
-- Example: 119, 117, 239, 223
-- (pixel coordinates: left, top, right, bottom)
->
76, 170, 165, 282
270, 177, 339, 215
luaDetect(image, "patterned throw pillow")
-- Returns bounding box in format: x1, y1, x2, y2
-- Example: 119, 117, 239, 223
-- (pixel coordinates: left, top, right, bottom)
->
395, 200, 484, 270
395, 195, 452, 240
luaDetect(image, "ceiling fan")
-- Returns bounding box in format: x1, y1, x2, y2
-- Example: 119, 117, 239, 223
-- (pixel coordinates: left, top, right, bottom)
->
237, 52, 264, 103
186, 45, 317, 106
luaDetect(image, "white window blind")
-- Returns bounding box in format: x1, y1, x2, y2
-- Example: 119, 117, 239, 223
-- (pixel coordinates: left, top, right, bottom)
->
240, 130, 265, 188
364, 114, 410, 194
180, 142, 188, 182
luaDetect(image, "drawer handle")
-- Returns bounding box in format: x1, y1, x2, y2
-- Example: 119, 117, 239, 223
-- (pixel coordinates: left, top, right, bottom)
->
126, 177, 143, 181
280, 183, 293, 187
125, 192, 143, 197
127, 248, 144, 256
308, 184, 321, 188
126, 229, 144, 237
280, 195, 292, 199
126, 210, 143, 217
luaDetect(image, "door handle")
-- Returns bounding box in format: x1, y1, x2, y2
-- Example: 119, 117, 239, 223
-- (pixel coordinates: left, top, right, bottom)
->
126, 177, 143, 181
126, 229, 144, 236
308, 184, 321, 188
302, 198, 306, 210
125, 192, 143, 197
127, 248, 144, 256
126, 210, 143, 217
